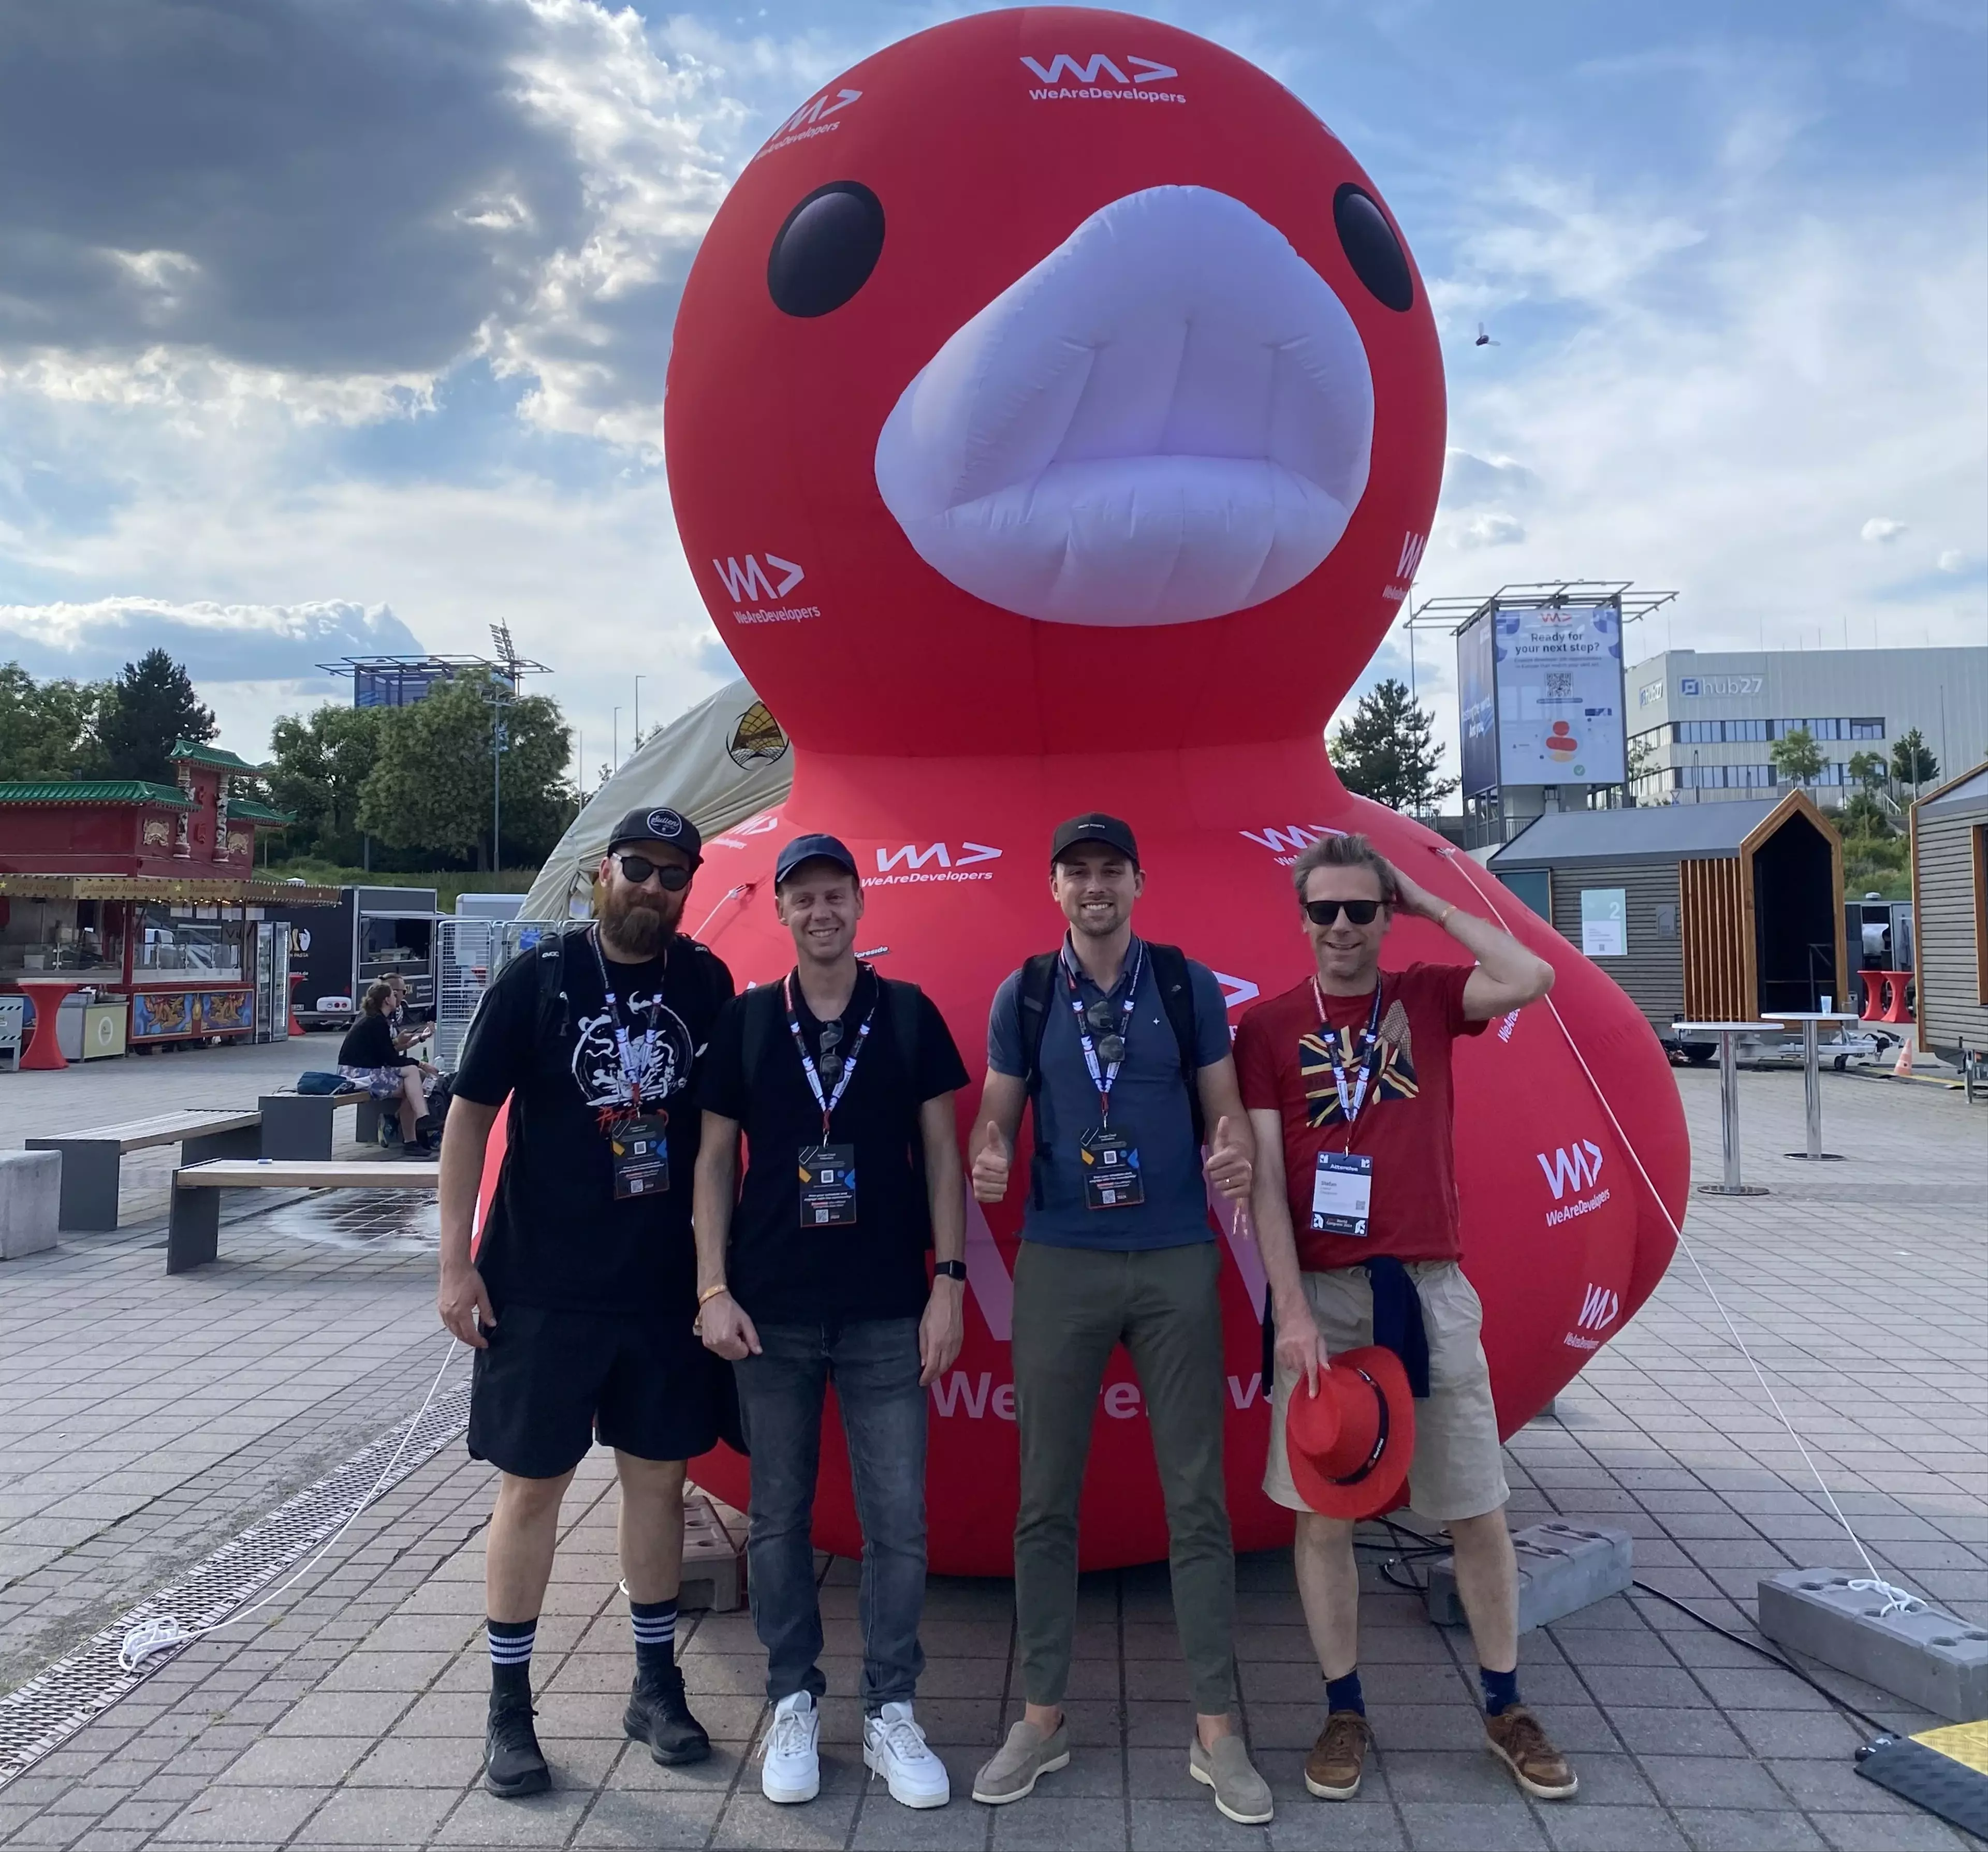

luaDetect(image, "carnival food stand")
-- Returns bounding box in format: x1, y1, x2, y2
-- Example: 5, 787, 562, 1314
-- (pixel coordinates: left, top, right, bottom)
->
0, 741, 338, 1063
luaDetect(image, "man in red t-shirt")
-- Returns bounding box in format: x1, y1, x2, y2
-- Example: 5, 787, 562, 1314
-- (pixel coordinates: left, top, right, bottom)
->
1234, 832, 1577, 1806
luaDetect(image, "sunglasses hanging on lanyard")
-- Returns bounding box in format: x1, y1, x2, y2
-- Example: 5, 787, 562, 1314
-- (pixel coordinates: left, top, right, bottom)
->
1071, 944, 1146, 1210
788, 969, 875, 1228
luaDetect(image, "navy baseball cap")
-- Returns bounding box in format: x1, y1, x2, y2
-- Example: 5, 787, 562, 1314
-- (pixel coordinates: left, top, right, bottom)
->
1050, 813, 1140, 868
607, 806, 703, 864
774, 832, 860, 886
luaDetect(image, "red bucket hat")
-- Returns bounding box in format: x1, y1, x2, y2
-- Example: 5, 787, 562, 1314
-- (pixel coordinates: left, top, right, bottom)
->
1284, 1345, 1417, 1521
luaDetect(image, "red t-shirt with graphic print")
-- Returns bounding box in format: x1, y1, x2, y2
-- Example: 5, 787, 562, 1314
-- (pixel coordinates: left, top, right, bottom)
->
1234, 963, 1487, 1272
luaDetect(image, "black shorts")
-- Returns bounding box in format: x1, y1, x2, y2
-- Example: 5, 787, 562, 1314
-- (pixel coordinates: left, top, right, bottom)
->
467, 1301, 719, 1479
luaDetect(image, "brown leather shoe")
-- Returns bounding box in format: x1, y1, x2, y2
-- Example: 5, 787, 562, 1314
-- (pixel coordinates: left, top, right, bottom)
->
1485, 1705, 1578, 1799
1303, 1709, 1373, 1800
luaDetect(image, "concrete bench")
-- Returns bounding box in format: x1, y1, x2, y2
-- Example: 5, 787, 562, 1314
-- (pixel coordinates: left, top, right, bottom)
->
168, 1157, 438, 1274
258, 1091, 386, 1159
27, 1110, 264, 1231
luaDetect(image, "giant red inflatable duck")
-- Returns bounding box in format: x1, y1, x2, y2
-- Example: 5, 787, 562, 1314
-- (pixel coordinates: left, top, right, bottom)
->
501, 7, 1687, 1572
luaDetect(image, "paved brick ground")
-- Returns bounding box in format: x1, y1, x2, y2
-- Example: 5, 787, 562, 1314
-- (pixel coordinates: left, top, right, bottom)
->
0, 1063, 1982, 1850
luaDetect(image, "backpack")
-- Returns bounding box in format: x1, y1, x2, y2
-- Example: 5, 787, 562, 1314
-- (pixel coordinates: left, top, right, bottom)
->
1015, 942, 1205, 1208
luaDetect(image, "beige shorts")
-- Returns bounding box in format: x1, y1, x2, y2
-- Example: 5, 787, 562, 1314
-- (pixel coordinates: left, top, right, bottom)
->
1262, 1259, 1510, 1524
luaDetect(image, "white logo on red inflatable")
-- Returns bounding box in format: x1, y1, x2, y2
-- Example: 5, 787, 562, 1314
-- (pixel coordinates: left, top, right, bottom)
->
1538, 1139, 1604, 1199
1562, 1281, 1620, 1351
1240, 824, 1343, 863
1020, 53, 1179, 87
713, 553, 805, 602
758, 86, 862, 158
871, 843, 1001, 888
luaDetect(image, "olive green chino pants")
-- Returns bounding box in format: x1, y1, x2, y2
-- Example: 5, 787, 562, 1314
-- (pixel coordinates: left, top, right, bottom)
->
1010, 1237, 1236, 1716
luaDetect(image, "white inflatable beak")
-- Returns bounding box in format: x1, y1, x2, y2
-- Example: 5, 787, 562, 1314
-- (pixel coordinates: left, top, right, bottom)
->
873, 185, 1374, 628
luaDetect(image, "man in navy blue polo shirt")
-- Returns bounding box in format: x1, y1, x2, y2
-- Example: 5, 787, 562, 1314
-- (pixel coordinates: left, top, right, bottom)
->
965, 815, 1270, 1827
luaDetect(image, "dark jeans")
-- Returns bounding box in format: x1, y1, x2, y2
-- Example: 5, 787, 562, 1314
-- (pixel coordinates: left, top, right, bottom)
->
1011, 1239, 1236, 1714
733, 1317, 927, 1713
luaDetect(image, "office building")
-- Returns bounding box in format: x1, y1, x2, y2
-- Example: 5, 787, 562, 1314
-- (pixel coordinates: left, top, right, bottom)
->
1626, 645, 1986, 806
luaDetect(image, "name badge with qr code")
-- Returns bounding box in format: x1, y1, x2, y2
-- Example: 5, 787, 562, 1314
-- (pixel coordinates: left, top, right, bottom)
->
1311, 1151, 1373, 1236
609, 1114, 668, 1200
798, 1143, 857, 1227
1080, 1126, 1144, 1210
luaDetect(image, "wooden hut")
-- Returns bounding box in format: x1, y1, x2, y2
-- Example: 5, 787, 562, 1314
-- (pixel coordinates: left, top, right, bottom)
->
1489, 790, 1846, 1046
1909, 763, 1988, 1066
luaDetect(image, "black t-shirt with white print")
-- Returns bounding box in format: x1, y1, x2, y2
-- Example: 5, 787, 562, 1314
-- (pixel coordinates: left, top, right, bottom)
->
454, 928, 734, 1314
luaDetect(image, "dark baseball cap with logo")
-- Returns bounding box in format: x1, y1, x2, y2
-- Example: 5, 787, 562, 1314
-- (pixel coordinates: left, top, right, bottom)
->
1050, 813, 1140, 869
607, 806, 703, 864
774, 832, 860, 886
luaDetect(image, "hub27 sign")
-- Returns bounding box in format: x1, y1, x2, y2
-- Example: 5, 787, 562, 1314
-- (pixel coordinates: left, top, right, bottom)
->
1458, 596, 1629, 794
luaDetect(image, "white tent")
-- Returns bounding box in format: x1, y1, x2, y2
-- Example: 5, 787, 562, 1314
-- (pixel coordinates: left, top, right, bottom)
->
521, 678, 793, 921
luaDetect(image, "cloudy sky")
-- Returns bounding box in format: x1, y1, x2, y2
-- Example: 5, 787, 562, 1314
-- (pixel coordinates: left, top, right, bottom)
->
1, 0, 1981, 781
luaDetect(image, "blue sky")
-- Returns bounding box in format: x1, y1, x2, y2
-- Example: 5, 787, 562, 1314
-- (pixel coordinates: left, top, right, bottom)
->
0, 0, 1981, 782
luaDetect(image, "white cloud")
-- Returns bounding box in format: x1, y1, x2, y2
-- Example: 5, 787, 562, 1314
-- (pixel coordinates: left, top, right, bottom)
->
1937, 549, 1967, 572
1861, 517, 1909, 543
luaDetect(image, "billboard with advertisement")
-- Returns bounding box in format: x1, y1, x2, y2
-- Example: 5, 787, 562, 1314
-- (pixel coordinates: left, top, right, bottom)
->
1456, 597, 1628, 790
1494, 599, 1626, 785
1457, 607, 1499, 797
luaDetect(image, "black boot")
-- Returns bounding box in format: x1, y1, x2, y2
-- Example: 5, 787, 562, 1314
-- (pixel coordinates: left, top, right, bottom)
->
485, 1694, 551, 1798
624, 1663, 711, 1765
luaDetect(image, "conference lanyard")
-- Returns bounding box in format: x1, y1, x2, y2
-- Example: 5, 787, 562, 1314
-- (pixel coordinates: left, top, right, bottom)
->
784, 968, 876, 1141
1066, 940, 1144, 1127
1311, 975, 1386, 1139
592, 930, 665, 1111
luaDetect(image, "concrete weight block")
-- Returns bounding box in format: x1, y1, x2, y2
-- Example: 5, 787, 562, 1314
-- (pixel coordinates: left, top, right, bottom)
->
1427, 1520, 1633, 1631
1760, 1568, 1988, 1722
0, 1149, 61, 1259
679, 1494, 746, 1613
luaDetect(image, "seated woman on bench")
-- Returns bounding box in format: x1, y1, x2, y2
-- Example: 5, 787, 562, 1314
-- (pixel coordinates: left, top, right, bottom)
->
338, 982, 438, 1157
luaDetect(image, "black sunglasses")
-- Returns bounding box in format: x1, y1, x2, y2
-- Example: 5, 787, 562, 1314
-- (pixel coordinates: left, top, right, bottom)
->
613, 852, 692, 891
1305, 898, 1384, 927
816, 1019, 844, 1081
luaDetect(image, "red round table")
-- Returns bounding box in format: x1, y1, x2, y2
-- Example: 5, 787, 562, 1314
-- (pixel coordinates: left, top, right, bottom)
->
16, 978, 83, 1071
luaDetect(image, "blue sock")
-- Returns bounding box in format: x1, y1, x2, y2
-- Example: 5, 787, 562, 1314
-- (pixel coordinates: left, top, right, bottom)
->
1325, 1670, 1365, 1716
488, 1617, 535, 1704
1481, 1666, 1521, 1717
631, 1596, 677, 1679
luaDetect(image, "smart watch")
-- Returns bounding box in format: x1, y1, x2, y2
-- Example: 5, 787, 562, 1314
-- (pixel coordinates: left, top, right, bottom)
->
932, 1260, 967, 1282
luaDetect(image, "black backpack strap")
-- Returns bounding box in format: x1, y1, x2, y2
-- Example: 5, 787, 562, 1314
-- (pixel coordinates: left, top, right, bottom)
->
533, 924, 580, 1045
1015, 952, 1061, 1208
1146, 943, 1207, 1150
739, 982, 784, 1096
881, 977, 923, 1080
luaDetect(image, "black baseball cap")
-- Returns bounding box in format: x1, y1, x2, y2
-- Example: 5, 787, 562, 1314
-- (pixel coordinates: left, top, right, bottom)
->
774, 832, 860, 886
1050, 813, 1139, 869
607, 806, 703, 864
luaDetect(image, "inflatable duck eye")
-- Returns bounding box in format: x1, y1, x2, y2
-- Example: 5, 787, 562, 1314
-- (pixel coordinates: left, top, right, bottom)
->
767, 181, 886, 317
1333, 184, 1413, 313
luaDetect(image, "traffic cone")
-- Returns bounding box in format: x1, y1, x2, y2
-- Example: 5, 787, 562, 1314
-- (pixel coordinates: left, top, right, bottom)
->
1893, 1039, 1914, 1079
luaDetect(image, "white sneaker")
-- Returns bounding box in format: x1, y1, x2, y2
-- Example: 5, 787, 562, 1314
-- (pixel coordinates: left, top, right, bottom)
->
863, 1700, 951, 1809
761, 1691, 821, 1804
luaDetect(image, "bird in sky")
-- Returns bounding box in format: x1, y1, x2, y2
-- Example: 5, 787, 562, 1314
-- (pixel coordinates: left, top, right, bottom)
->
1475, 323, 1499, 347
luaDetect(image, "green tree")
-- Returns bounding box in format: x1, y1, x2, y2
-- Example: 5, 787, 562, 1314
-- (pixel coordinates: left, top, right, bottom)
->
267, 704, 388, 861
0, 664, 113, 781
1329, 678, 1460, 813
357, 670, 574, 868
1890, 729, 1938, 796
1769, 725, 1825, 789
1846, 748, 1888, 791
1838, 790, 1893, 840
97, 649, 215, 783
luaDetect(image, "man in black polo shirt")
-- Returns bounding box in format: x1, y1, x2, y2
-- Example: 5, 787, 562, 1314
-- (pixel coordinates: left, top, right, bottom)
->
693, 833, 968, 1813
441, 806, 733, 1799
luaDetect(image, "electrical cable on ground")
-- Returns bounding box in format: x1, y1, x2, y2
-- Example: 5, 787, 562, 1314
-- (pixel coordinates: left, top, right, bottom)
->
117, 1337, 464, 1672
1439, 848, 1956, 1626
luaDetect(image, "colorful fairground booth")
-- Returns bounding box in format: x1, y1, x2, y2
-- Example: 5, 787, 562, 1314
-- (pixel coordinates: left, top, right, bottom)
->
0, 740, 338, 1067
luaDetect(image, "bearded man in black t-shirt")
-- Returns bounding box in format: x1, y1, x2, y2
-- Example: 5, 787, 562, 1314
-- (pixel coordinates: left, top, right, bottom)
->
440, 806, 734, 1800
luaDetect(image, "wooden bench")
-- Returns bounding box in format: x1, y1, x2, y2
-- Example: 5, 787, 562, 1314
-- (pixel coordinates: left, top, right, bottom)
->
168, 1157, 438, 1273
258, 1091, 386, 1159
27, 1110, 264, 1231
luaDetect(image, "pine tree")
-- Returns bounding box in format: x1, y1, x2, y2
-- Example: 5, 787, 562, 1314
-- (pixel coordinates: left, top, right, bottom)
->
1329, 678, 1460, 813
1768, 726, 1825, 789
1890, 729, 1938, 797
97, 649, 215, 784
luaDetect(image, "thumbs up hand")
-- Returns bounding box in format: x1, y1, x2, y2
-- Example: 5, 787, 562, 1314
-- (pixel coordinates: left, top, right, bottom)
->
1203, 1113, 1253, 1203
971, 1119, 1012, 1204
